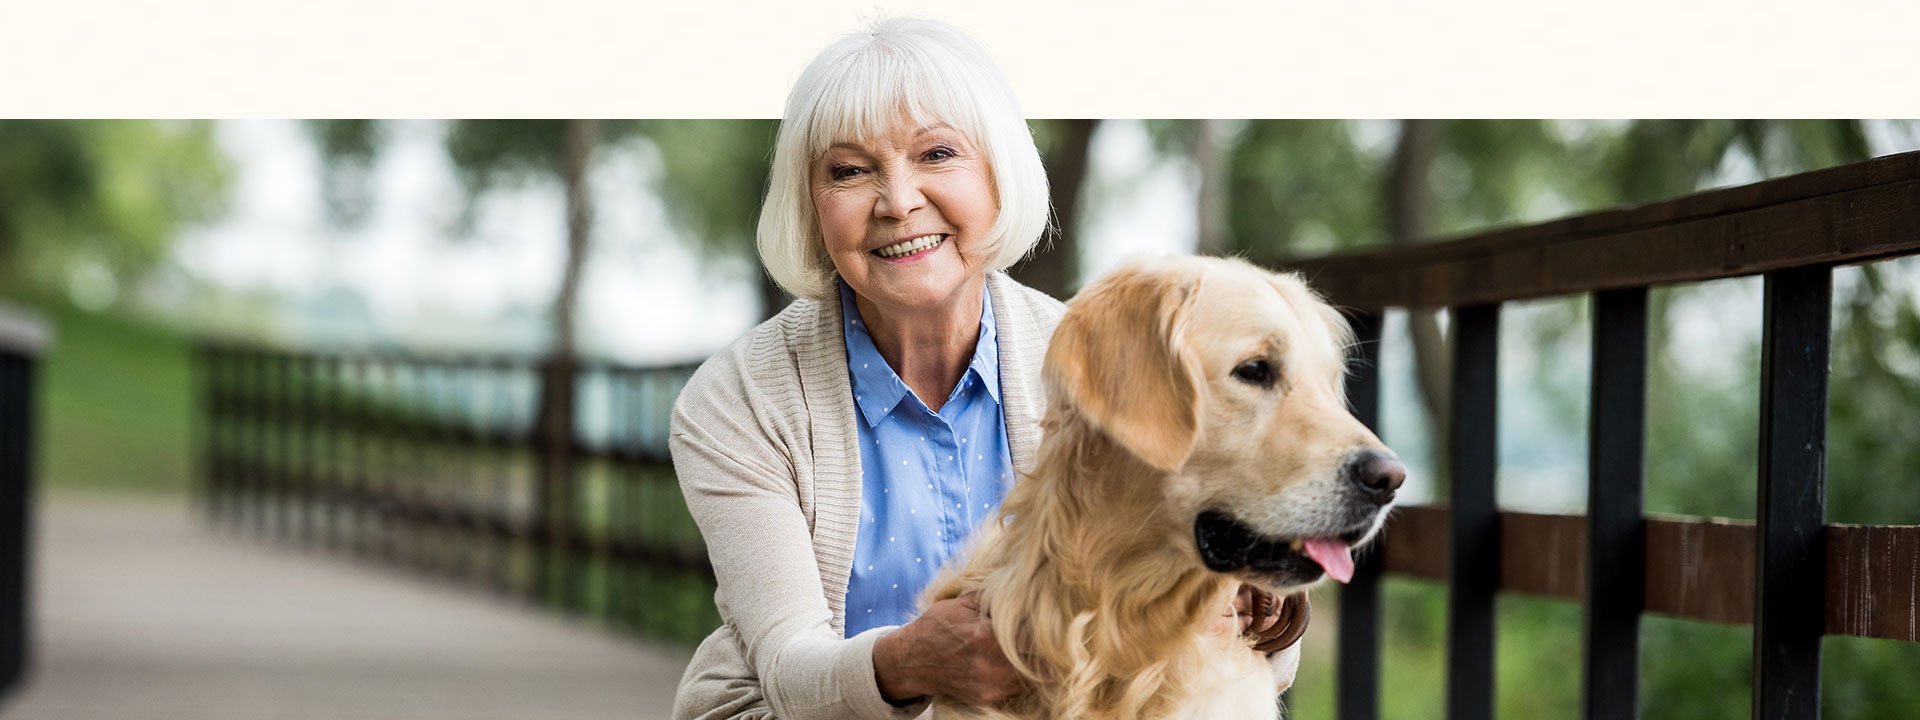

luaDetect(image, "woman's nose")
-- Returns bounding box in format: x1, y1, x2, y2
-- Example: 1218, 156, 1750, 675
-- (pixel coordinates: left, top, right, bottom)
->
873, 175, 928, 218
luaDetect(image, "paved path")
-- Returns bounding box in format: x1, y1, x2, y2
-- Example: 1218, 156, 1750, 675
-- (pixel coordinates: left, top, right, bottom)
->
2, 493, 691, 720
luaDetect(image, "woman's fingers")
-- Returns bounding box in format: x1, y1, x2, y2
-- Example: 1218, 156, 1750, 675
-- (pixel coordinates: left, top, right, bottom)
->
950, 596, 1026, 705
1233, 585, 1282, 639
1251, 591, 1311, 654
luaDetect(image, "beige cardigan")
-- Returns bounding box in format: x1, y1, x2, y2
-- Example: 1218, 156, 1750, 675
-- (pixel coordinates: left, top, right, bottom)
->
669, 272, 1066, 720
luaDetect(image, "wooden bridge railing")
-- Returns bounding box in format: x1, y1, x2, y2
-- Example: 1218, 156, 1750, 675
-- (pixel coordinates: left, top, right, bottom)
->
194, 351, 718, 645
1269, 151, 1920, 720
0, 301, 47, 703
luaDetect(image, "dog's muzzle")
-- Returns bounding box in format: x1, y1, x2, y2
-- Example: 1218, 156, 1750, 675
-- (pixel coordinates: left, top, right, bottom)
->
1194, 509, 1380, 587
1195, 510, 1311, 573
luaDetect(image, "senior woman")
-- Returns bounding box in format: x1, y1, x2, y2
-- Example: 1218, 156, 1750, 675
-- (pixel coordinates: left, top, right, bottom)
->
669, 18, 1299, 720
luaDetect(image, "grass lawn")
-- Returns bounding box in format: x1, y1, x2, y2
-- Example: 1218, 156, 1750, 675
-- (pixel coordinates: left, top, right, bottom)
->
5, 296, 195, 496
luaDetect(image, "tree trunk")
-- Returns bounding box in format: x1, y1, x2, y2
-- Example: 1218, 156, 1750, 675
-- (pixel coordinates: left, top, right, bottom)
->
1388, 120, 1453, 466
1013, 119, 1098, 298
535, 118, 598, 610
553, 119, 597, 369
1195, 119, 1229, 256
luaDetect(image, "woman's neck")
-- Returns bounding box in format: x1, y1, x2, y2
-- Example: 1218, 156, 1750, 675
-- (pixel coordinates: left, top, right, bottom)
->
852, 280, 985, 413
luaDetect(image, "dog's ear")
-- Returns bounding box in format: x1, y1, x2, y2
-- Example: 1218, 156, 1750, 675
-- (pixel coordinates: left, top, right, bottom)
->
1045, 266, 1206, 472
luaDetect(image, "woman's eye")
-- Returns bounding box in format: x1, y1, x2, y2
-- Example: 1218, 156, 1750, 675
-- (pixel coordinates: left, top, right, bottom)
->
923, 146, 956, 162
1232, 359, 1276, 387
828, 164, 864, 181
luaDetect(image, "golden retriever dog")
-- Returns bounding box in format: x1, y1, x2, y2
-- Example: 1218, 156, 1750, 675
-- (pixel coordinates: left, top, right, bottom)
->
926, 256, 1405, 720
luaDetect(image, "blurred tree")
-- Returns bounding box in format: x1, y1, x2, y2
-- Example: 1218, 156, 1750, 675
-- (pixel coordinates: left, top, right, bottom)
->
310, 119, 635, 608
1010, 119, 1099, 298
638, 120, 782, 314
0, 121, 231, 307
1387, 120, 1449, 451
309, 118, 647, 356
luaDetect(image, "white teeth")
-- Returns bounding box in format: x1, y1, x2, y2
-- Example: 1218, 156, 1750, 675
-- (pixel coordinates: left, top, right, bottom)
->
876, 235, 944, 258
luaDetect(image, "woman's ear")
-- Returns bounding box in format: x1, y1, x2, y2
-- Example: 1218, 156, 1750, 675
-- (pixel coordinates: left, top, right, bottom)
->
1044, 266, 1206, 473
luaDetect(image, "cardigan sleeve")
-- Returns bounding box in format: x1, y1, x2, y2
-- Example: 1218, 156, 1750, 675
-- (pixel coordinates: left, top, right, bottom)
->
669, 348, 928, 720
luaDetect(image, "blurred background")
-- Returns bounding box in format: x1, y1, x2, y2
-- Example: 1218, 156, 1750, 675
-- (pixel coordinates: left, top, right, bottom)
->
2, 118, 1919, 718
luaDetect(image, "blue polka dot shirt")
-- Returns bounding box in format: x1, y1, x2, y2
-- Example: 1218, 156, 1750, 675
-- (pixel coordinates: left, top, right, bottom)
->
839, 279, 1015, 637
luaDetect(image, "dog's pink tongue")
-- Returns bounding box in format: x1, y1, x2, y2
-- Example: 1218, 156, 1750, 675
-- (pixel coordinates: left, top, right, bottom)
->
1303, 538, 1355, 584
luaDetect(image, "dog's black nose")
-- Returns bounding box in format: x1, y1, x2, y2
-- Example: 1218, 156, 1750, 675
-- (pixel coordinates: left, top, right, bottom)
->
1345, 450, 1406, 503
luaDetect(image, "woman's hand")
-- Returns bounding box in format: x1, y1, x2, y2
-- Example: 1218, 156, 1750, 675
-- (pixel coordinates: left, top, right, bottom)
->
1234, 585, 1311, 654
872, 595, 1026, 706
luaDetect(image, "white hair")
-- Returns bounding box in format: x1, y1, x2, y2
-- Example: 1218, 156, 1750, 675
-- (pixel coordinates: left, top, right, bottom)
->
756, 16, 1052, 300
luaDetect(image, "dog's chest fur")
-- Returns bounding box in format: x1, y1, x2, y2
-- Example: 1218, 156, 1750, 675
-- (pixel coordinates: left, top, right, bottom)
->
928, 644, 1277, 720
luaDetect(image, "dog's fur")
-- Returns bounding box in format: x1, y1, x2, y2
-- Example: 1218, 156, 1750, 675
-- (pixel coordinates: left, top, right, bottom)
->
927, 256, 1398, 720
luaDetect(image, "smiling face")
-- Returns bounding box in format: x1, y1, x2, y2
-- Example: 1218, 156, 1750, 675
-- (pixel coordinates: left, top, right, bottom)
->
810, 116, 998, 312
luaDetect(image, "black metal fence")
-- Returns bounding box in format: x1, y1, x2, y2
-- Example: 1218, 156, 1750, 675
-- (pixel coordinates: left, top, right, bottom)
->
0, 302, 46, 704
1276, 151, 1920, 719
195, 350, 718, 644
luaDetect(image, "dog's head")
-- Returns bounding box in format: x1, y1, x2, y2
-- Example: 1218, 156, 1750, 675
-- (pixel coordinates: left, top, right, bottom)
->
1044, 256, 1403, 593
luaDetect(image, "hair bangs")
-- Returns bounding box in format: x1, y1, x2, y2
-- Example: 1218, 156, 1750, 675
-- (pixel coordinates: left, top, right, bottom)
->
800, 39, 989, 166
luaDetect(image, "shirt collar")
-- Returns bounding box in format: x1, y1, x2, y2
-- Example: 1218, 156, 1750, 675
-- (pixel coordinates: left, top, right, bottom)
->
840, 279, 1001, 428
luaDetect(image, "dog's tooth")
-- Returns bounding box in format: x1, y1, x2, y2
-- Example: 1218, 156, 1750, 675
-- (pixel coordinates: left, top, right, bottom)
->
1289, 539, 1304, 552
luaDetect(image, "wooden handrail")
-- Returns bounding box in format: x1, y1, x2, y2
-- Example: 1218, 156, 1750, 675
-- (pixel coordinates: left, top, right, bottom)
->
1269, 151, 1920, 308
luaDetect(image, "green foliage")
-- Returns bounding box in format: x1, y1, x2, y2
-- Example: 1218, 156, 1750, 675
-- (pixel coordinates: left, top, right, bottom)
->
1224, 121, 1388, 256
1823, 635, 1920, 717
445, 120, 640, 196
307, 120, 646, 234
1641, 617, 1752, 719
1604, 120, 1870, 205
637, 120, 778, 258
1428, 120, 1606, 236
1643, 280, 1764, 519
1827, 262, 1920, 525
0, 121, 231, 304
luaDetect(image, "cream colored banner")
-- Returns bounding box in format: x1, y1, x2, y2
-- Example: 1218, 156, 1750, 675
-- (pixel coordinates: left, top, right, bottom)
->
3, 0, 1917, 117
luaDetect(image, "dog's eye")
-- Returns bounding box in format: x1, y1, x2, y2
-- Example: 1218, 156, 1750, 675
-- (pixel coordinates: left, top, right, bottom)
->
1232, 359, 1277, 387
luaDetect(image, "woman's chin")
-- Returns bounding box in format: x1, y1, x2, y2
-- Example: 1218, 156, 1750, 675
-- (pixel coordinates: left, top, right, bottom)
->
851, 258, 979, 310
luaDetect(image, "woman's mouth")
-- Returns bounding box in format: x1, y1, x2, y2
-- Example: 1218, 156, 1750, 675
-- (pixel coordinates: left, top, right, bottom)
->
871, 234, 948, 262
